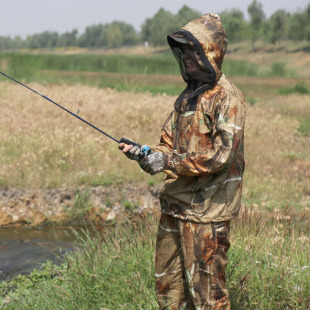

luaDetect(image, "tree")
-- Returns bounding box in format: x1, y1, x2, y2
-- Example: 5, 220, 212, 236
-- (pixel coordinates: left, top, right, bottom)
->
57, 29, 78, 47
141, 8, 175, 46
109, 21, 141, 46
287, 11, 305, 43
248, 0, 265, 51
304, 4, 310, 42
106, 24, 123, 48
220, 9, 248, 43
78, 24, 107, 47
174, 5, 201, 29
268, 10, 288, 45
26, 31, 59, 49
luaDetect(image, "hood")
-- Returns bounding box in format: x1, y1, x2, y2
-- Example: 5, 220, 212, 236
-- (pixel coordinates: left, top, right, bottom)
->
167, 13, 228, 86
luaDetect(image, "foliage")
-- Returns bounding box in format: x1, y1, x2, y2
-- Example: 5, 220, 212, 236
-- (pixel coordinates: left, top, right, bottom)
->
220, 9, 248, 43
141, 8, 176, 46
278, 82, 309, 95
1, 4, 310, 50
248, 0, 265, 50
141, 5, 201, 46
0, 52, 179, 78
268, 10, 288, 44
298, 118, 310, 137
72, 187, 92, 218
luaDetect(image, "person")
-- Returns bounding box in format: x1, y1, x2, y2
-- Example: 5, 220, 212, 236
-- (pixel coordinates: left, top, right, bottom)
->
119, 13, 245, 310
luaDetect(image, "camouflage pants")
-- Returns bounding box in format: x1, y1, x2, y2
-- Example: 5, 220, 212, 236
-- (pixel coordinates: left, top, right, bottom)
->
155, 213, 230, 310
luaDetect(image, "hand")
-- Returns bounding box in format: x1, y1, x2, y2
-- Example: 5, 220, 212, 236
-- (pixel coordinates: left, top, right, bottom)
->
118, 142, 142, 161
139, 152, 168, 175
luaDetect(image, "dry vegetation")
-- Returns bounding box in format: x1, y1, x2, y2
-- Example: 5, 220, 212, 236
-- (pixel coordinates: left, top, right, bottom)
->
0, 81, 309, 210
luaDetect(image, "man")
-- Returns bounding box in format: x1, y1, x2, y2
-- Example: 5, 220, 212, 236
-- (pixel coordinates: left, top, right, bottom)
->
119, 13, 245, 310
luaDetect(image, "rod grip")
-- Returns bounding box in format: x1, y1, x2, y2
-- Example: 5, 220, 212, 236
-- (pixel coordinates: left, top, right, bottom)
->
119, 138, 151, 157
119, 137, 139, 146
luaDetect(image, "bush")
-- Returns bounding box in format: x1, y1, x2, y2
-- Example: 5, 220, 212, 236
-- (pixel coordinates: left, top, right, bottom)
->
278, 82, 309, 95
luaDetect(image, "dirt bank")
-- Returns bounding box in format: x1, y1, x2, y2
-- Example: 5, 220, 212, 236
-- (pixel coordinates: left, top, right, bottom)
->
0, 184, 161, 227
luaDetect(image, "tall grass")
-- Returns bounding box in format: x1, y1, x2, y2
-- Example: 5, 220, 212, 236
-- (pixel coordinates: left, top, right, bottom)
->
0, 82, 309, 209
0, 52, 179, 78
0, 52, 298, 83
1, 208, 309, 309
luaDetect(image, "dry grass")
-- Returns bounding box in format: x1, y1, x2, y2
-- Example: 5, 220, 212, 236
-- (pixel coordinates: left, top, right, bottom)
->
0, 82, 172, 188
244, 94, 310, 208
0, 81, 309, 209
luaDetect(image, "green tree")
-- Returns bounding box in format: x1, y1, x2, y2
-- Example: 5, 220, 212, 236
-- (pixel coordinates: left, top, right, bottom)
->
58, 29, 78, 47
27, 31, 59, 49
220, 9, 248, 43
174, 5, 201, 29
79, 24, 107, 47
106, 24, 123, 48
142, 6, 201, 47
268, 10, 288, 45
287, 10, 306, 51
109, 21, 141, 46
304, 4, 310, 41
248, 0, 265, 51
141, 8, 175, 46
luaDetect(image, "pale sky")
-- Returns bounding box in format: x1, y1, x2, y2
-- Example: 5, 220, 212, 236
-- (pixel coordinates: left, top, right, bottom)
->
1, 0, 309, 38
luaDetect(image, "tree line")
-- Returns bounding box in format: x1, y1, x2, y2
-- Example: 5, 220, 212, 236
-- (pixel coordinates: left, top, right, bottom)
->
0, 1, 309, 51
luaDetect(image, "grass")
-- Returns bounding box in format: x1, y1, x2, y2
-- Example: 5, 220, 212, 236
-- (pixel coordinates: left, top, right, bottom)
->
1, 51, 308, 98
0, 208, 309, 309
0, 47, 309, 308
298, 118, 310, 137
0, 82, 309, 209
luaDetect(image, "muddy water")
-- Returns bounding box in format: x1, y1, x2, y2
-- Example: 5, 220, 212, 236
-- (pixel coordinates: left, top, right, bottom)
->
0, 226, 81, 281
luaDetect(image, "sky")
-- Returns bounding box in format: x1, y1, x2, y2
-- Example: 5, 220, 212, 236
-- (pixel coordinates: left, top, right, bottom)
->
0, 0, 309, 38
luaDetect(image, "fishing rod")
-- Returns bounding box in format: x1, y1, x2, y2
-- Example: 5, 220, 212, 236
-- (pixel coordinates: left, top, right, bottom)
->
0, 71, 150, 156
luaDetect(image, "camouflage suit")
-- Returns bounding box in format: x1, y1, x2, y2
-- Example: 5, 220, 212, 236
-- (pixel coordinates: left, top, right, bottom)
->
152, 14, 246, 309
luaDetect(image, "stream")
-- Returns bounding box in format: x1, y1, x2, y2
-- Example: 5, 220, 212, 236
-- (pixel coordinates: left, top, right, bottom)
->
0, 226, 81, 281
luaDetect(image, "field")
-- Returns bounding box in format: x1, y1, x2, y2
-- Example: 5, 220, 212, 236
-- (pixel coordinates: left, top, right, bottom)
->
0, 44, 310, 308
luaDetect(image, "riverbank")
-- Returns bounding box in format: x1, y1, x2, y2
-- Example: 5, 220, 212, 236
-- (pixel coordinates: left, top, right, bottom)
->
1, 205, 309, 309
0, 184, 161, 227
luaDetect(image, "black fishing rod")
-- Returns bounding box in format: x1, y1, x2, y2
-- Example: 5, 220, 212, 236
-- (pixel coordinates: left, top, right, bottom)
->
0, 71, 149, 155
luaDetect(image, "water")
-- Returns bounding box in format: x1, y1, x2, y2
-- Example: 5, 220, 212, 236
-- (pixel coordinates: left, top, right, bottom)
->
0, 226, 79, 281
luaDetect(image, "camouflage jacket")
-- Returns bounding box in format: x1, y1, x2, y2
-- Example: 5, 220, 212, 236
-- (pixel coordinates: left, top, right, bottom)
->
152, 14, 246, 223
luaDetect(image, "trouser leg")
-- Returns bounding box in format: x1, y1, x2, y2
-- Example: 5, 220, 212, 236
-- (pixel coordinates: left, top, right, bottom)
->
155, 213, 230, 310
179, 220, 231, 310
155, 214, 188, 310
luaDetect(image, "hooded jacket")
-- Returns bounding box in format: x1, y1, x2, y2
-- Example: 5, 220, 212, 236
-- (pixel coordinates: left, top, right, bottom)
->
152, 13, 246, 223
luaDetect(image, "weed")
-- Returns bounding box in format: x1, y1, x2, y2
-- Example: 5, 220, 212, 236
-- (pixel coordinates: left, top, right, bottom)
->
245, 96, 257, 106
123, 199, 134, 211
271, 62, 286, 76
148, 179, 155, 187
66, 187, 92, 223
298, 118, 310, 137
278, 82, 309, 95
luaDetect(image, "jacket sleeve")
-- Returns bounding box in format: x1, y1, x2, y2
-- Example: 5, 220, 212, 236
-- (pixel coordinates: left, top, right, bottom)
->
172, 93, 245, 176
151, 111, 174, 154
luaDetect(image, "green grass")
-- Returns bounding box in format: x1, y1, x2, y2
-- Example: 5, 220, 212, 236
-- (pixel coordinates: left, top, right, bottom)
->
298, 118, 310, 137
1, 208, 309, 309
222, 60, 259, 77
0, 51, 304, 98
279, 82, 309, 95
0, 52, 179, 78
0, 52, 299, 89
